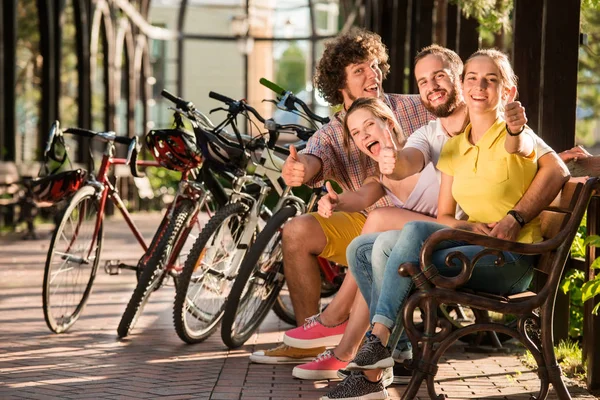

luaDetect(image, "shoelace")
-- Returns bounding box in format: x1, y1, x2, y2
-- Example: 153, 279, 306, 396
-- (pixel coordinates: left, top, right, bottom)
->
271, 344, 289, 352
356, 335, 384, 360
338, 371, 363, 387
314, 349, 333, 363
302, 314, 320, 330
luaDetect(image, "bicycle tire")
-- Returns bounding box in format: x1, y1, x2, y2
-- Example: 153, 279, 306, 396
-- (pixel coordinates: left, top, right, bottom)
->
135, 195, 218, 284
273, 283, 296, 326
43, 185, 103, 333
173, 202, 248, 344
221, 206, 296, 348
273, 261, 345, 327
117, 200, 194, 338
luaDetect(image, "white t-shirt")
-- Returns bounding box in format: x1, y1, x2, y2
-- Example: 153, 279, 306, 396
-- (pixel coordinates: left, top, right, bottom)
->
403, 119, 554, 219
406, 119, 554, 177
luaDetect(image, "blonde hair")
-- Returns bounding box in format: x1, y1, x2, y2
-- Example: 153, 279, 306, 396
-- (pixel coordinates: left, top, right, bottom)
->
463, 49, 518, 110
342, 97, 405, 152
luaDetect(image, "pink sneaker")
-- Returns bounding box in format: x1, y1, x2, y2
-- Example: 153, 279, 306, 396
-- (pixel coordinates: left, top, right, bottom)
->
284, 314, 348, 349
292, 349, 349, 380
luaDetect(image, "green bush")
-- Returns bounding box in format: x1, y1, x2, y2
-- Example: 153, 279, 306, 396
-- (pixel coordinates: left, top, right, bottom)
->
562, 215, 600, 338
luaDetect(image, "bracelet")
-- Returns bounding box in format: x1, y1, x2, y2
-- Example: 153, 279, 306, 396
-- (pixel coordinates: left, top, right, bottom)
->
506, 123, 525, 136
507, 209, 526, 227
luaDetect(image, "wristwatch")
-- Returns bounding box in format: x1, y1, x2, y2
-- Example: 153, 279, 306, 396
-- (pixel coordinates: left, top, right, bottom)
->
507, 209, 526, 227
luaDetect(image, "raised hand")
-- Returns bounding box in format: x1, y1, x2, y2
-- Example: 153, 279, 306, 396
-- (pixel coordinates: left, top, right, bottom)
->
317, 181, 340, 218
282, 145, 306, 187
504, 87, 527, 134
379, 127, 398, 176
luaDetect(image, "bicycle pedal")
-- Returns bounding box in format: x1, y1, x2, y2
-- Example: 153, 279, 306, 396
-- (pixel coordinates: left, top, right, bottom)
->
104, 260, 121, 275
118, 263, 139, 272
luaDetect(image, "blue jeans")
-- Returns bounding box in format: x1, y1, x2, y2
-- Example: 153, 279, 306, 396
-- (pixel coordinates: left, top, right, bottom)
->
348, 221, 535, 351
346, 230, 410, 353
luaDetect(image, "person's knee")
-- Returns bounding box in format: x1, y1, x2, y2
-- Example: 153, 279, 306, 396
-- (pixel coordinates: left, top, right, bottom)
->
282, 214, 326, 255
346, 233, 378, 274
346, 236, 362, 271
361, 208, 387, 233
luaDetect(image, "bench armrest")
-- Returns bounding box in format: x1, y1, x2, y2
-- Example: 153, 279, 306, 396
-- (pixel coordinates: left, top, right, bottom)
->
399, 228, 552, 291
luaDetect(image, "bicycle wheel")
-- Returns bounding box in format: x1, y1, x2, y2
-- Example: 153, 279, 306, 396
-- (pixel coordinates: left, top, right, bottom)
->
221, 206, 296, 348
272, 270, 345, 327
117, 200, 194, 338
173, 203, 248, 344
135, 194, 217, 284
43, 186, 103, 333
273, 283, 296, 326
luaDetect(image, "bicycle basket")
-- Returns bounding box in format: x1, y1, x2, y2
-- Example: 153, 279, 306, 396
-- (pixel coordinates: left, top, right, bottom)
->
145, 127, 203, 171
29, 169, 87, 203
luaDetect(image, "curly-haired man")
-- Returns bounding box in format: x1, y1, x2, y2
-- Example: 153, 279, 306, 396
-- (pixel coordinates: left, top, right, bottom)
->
249, 28, 433, 365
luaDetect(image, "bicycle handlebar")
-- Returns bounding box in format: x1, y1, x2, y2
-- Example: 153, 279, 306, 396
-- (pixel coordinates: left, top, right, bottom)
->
161, 89, 193, 111
62, 127, 144, 178
160, 89, 315, 156
259, 78, 286, 96
208, 91, 266, 124
208, 91, 236, 106
259, 77, 330, 125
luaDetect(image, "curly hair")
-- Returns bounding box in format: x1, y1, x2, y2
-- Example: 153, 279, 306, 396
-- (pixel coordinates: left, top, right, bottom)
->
314, 28, 390, 106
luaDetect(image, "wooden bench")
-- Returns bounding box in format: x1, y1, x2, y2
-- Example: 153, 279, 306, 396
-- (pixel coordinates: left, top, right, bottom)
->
398, 177, 600, 400
0, 162, 23, 229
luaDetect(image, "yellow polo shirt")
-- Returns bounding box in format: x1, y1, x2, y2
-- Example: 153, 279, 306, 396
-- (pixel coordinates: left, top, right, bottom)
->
437, 118, 542, 244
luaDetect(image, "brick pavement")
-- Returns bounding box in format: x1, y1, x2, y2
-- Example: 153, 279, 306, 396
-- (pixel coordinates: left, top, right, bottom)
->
0, 212, 597, 399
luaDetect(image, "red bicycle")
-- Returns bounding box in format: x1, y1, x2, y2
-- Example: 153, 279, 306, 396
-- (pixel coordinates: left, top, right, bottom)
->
38, 121, 164, 333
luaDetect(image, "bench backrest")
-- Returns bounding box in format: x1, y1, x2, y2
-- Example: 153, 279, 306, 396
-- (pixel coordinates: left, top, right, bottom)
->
536, 178, 599, 282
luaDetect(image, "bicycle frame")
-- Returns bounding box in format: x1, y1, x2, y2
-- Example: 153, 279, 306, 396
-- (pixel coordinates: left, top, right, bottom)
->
60, 143, 155, 266
158, 172, 214, 276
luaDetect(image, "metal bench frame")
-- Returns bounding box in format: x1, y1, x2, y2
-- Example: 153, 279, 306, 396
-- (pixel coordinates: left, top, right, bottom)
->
399, 177, 600, 400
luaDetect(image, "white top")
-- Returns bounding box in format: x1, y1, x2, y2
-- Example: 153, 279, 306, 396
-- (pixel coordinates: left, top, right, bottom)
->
381, 162, 439, 217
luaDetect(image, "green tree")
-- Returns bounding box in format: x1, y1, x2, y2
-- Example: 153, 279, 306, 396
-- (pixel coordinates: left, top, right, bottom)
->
276, 42, 306, 94
450, 0, 512, 34
577, 5, 600, 145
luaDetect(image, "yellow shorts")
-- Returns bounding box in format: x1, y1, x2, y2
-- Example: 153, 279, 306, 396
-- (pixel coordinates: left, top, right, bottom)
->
311, 211, 366, 266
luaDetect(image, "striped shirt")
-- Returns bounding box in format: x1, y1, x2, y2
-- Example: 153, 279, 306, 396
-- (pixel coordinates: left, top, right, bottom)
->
302, 94, 434, 212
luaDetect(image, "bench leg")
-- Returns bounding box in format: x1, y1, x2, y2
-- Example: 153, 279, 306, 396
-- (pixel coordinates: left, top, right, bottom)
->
541, 320, 572, 399
402, 296, 443, 399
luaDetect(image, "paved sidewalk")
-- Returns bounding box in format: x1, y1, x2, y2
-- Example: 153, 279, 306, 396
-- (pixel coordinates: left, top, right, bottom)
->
0, 212, 597, 400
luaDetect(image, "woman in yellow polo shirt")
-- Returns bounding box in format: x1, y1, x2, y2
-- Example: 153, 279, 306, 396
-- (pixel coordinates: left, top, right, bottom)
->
344, 49, 543, 376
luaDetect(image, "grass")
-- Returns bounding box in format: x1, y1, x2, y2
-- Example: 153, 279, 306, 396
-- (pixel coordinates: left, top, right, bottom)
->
522, 339, 586, 381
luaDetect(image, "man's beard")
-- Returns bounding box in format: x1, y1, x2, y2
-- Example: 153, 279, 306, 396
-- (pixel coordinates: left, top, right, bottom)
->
423, 88, 459, 118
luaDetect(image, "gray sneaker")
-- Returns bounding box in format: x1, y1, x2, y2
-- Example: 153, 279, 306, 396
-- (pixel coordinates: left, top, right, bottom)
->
346, 334, 394, 370
337, 366, 393, 387
392, 347, 412, 363
321, 371, 388, 400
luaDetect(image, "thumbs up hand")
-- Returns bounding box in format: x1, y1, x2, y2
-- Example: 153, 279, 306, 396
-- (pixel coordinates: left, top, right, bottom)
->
282, 145, 306, 187
379, 127, 398, 176
504, 87, 527, 134
317, 181, 340, 218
